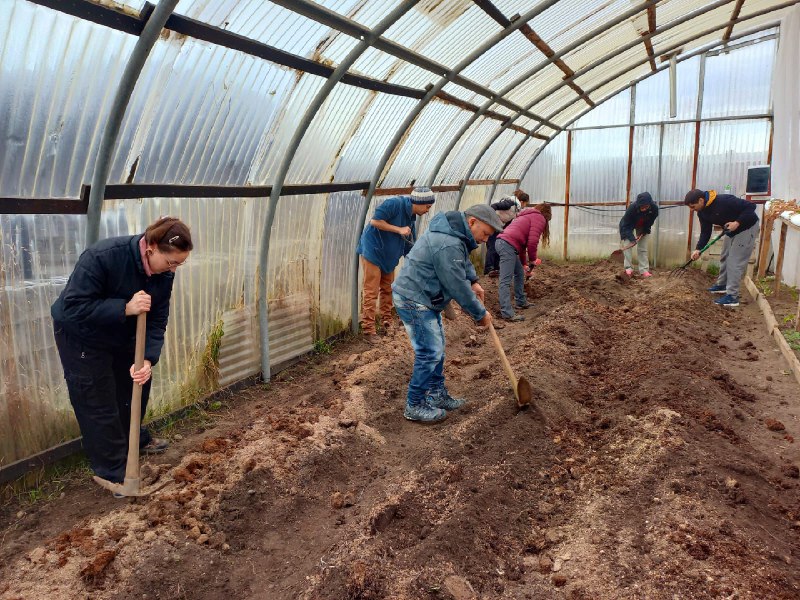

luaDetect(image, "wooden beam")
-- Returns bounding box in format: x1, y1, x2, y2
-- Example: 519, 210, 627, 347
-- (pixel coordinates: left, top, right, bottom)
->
625, 126, 634, 207
645, 5, 658, 71
774, 221, 788, 298
723, 0, 746, 42
687, 121, 701, 259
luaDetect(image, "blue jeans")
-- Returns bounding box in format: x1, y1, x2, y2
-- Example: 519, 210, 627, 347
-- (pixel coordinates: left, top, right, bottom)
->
393, 292, 445, 407
496, 238, 526, 318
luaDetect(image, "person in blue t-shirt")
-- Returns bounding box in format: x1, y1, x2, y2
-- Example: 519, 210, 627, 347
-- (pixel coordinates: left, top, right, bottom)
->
357, 186, 435, 343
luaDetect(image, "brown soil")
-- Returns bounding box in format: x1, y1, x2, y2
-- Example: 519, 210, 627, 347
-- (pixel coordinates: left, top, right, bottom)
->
2, 262, 800, 599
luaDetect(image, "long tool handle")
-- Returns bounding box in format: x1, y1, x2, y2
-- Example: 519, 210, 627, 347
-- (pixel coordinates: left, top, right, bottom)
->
681, 230, 727, 268
124, 312, 147, 483
488, 323, 518, 400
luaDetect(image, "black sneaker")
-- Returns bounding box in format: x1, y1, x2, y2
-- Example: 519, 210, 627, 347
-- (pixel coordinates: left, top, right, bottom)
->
516, 302, 532, 309
140, 438, 169, 455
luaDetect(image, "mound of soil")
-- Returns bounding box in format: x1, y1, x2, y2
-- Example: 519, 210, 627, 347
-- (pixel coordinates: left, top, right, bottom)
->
2, 262, 800, 599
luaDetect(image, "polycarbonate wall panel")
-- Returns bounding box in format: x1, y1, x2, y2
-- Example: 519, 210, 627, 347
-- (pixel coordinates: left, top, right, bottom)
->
522, 131, 567, 204
503, 138, 545, 180
569, 128, 629, 203
382, 101, 473, 187
574, 89, 631, 129
287, 85, 375, 184
634, 57, 700, 123
416, 190, 460, 237
630, 123, 695, 204
567, 205, 627, 259
0, 2, 136, 198
696, 119, 771, 196
461, 33, 539, 91
437, 118, 504, 185
562, 22, 643, 75
507, 63, 565, 107
120, 39, 301, 186
333, 94, 419, 182
702, 39, 775, 119
471, 129, 526, 180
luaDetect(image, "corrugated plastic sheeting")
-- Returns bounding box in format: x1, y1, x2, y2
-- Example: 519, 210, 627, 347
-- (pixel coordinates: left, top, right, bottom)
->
287, 85, 375, 184
575, 57, 652, 99
651, 4, 733, 53
741, 0, 790, 18
573, 88, 631, 129
350, 46, 406, 82
656, 0, 711, 28
493, 183, 518, 201
630, 123, 695, 204
384, 60, 440, 89
566, 205, 625, 259
459, 185, 491, 212
561, 20, 643, 75
770, 225, 800, 287
382, 101, 473, 187
696, 119, 771, 196
531, 86, 578, 122
536, 125, 559, 138
503, 138, 546, 180
634, 56, 700, 123
333, 94, 419, 182
527, 0, 633, 55
436, 118, 504, 184
734, 14, 788, 38
522, 131, 567, 204
701, 39, 775, 119
319, 190, 364, 334
506, 63, 567, 107
174, 0, 360, 58
118, 38, 301, 186
471, 129, 528, 180
416, 190, 459, 237
0, 2, 136, 198
440, 82, 482, 104
460, 33, 541, 91
569, 128, 629, 203
248, 74, 327, 185
576, 44, 650, 94
385, 2, 499, 71
541, 206, 565, 260
0, 211, 129, 464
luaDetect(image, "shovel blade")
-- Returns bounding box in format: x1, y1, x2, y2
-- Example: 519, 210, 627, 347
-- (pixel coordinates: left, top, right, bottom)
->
609, 249, 624, 264
516, 376, 532, 408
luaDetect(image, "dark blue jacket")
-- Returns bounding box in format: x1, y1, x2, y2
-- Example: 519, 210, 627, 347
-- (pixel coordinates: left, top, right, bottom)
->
51, 235, 174, 364
619, 192, 659, 243
695, 192, 759, 249
392, 211, 485, 321
356, 196, 415, 274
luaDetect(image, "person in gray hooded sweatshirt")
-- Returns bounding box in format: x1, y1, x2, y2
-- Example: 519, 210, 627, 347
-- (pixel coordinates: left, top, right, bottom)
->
392, 204, 503, 423
619, 192, 659, 277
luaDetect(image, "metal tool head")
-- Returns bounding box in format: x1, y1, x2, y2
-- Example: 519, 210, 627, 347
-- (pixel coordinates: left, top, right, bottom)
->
516, 376, 532, 408
92, 475, 167, 498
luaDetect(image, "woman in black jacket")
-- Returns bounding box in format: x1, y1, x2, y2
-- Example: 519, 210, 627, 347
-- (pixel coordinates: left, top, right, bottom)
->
51, 216, 193, 485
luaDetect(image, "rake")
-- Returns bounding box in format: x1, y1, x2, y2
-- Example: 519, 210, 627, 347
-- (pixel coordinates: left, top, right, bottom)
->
669, 229, 726, 278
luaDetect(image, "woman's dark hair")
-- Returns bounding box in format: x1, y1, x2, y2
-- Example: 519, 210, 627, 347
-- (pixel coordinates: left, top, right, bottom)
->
144, 217, 194, 252
515, 190, 530, 204
533, 203, 551, 248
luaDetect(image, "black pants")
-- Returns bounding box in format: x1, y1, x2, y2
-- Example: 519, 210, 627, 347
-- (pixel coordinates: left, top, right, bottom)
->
54, 325, 153, 483
485, 232, 500, 273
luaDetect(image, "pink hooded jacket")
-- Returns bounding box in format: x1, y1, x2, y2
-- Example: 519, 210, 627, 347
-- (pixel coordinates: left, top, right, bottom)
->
497, 208, 547, 265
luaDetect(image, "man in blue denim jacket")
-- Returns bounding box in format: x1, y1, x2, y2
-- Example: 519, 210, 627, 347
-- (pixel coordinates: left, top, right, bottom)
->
392, 204, 503, 423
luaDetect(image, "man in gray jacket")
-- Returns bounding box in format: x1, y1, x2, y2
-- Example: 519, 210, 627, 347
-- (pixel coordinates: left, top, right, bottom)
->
392, 204, 503, 423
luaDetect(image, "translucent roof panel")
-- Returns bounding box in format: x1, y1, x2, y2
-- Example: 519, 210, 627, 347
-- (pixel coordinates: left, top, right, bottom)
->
440, 82, 482, 104
572, 44, 650, 96
561, 19, 643, 75
438, 117, 504, 184
573, 88, 631, 129
634, 56, 700, 123
461, 32, 541, 91
384, 60, 440, 89
382, 101, 474, 187
531, 86, 580, 120
0, 1, 136, 198
384, 2, 501, 71
506, 63, 567, 108
702, 38, 775, 118
504, 137, 545, 180
522, 130, 566, 202
527, 0, 638, 54
651, 4, 733, 56
472, 129, 528, 180
350, 46, 407, 83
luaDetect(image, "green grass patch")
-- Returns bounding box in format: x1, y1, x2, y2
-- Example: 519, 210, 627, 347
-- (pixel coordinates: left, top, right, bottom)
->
784, 330, 800, 352
313, 339, 334, 355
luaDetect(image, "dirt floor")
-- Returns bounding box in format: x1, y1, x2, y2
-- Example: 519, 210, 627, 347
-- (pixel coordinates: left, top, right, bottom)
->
2, 261, 800, 600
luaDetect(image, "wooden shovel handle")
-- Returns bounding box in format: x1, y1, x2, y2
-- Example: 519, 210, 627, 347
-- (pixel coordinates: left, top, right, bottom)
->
124, 312, 147, 481
488, 323, 518, 397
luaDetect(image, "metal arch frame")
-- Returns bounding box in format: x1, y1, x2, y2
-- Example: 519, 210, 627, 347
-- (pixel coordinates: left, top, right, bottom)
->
484, 3, 795, 204
425, 0, 658, 189
348, 0, 563, 335
457, 0, 758, 209
270, 0, 557, 130
514, 15, 789, 190
256, 1, 420, 381
85, 0, 180, 246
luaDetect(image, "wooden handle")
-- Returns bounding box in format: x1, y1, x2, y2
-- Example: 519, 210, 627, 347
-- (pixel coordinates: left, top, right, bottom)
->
124, 312, 147, 482
488, 323, 518, 398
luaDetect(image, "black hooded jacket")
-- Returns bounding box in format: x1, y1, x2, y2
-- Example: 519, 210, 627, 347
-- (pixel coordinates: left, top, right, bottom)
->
619, 192, 659, 243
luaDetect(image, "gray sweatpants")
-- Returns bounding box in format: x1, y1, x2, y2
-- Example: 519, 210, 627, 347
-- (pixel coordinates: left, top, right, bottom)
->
496, 238, 527, 318
622, 234, 649, 273
715, 225, 757, 299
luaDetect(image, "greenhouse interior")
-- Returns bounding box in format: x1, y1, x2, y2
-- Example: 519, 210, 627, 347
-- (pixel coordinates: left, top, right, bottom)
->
2, 0, 800, 598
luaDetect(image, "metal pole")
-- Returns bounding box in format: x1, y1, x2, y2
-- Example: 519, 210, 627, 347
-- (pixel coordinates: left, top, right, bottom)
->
86, 0, 179, 247
654, 122, 665, 268
350, 0, 562, 334
256, 0, 420, 380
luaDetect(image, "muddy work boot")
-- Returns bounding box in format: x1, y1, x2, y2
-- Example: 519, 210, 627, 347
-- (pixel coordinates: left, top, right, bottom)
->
403, 401, 447, 424
140, 438, 169, 455
428, 388, 465, 411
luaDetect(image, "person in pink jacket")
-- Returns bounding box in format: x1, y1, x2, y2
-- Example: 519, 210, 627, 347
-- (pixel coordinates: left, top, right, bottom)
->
495, 203, 551, 321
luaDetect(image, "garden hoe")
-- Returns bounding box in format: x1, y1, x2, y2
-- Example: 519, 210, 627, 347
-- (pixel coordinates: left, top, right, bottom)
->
669, 229, 726, 279
93, 312, 159, 498
610, 234, 642, 264
488, 323, 532, 409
